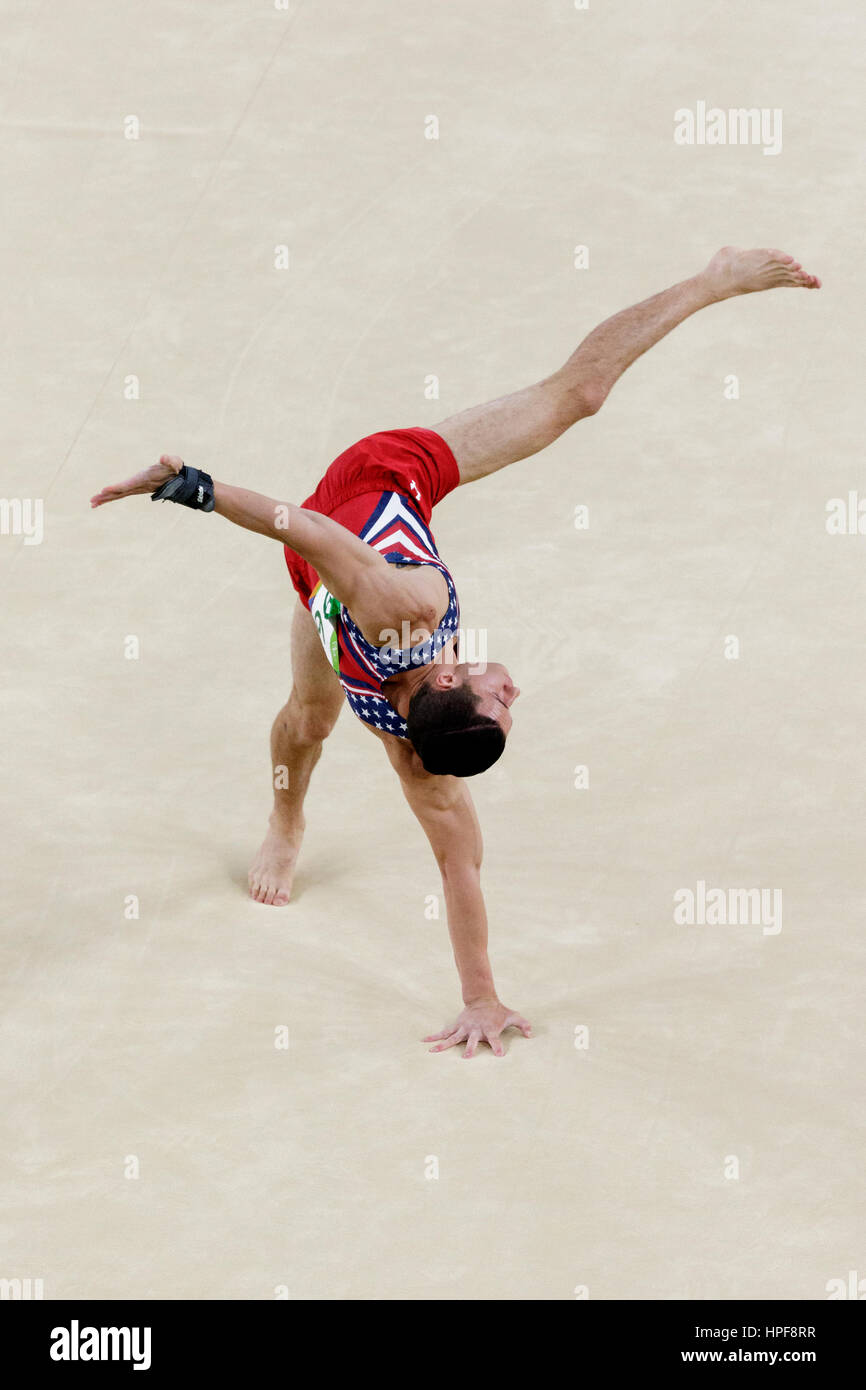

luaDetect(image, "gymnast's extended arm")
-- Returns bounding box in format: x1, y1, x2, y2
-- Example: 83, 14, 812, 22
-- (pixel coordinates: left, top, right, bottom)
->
90, 454, 444, 639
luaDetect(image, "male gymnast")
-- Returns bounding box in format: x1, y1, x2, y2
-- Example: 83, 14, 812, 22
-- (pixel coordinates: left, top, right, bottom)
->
91, 246, 820, 1057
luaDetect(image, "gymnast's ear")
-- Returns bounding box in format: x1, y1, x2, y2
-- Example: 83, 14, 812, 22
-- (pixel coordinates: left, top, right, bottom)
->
429, 667, 459, 690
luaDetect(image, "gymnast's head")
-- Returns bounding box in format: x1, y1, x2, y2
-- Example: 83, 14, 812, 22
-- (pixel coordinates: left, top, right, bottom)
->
406, 662, 520, 777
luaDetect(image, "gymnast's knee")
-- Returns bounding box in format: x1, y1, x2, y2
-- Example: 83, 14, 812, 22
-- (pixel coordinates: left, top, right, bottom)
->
283, 692, 340, 746
545, 372, 609, 429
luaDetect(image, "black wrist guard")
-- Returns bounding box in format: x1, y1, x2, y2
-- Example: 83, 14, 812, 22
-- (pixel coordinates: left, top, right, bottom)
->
151, 465, 215, 512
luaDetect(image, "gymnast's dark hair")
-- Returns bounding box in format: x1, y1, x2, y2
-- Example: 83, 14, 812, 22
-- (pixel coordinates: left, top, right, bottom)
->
406, 678, 506, 777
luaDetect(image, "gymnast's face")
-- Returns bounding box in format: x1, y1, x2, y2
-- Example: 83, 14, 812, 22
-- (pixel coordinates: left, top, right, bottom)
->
459, 662, 520, 734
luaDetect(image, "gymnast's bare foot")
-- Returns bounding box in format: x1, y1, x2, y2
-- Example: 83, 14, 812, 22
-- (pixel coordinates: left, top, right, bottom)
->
702, 246, 822, 301
248, 815, 304, 905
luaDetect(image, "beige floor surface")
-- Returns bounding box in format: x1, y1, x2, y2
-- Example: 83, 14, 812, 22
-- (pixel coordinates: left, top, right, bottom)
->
1, 0, 863, 1299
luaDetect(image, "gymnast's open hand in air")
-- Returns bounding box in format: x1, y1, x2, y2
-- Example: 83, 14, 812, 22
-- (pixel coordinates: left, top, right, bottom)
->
91, 455, 184, 507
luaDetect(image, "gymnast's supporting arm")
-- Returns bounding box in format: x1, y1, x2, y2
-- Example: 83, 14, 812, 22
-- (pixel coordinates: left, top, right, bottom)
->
384, 743, 532, 1058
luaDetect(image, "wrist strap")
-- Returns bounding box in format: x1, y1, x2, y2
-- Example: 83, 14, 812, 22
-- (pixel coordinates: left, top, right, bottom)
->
151, 465, 215, 512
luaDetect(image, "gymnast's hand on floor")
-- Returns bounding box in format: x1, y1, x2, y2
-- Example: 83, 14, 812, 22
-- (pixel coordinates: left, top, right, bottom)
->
424, 999, 533, 1059
90, 455, 183, 508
